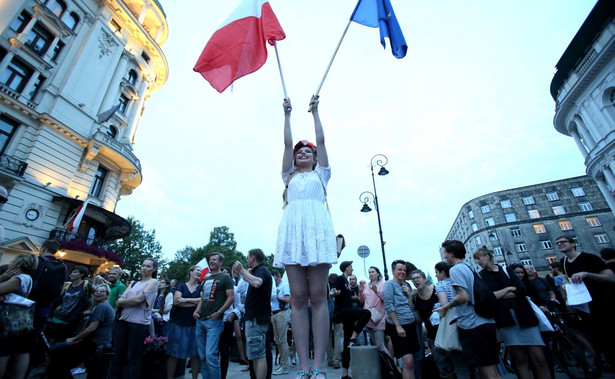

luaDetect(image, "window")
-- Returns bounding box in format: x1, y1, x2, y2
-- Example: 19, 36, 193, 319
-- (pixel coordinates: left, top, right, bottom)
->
481, 205, 491, 214
522, 196, 535, 205
546, 192, 560, 201
468, 210, 474, 219
51, 41, 65, 62
141, 51, 150, 63
578, 202, 593, 212
89, 165, 108, 197
505, 213, 517, 222
27, 75, 45, 101
42, 0, 67, 17
571, 187, 585, 197
594, 233, 609, 244
489, 231, 498, 241
9, 11, 31, 33
520, 259, 533, 267
106, 126, 117, 139
493, 246, 503, 256
471, 223, 478, 232
545, 256, 558, 264
0, 59, 32, 92
485, 217, 494, 227
127, 70, 138, 85
118, 94, 129, 114
533, 224, 546, 234
573, 237, 581, 247
559, 220, 573, 231
61, 12, 79, 31
586, 217, 601, 227
528, 209, 540, 219
540, 240, 553, 250
515, 243, 527, 253
552, 205, 566, 215
500, 200, 511, 209
475, 236, 482, 245
0, 116, 18, 155
110, 19, 121, 32
25, 23, 54, 56
511, 228, 522, 237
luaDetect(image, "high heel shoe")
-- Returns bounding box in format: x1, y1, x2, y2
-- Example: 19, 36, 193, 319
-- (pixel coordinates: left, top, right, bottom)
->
311, 368, 327, 379
296, 369, 310, 379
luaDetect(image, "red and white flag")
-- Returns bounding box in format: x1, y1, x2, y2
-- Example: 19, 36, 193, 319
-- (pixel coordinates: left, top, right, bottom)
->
199, 266, 210, 282
69, 198, 91, 232
193, 0, 286, 93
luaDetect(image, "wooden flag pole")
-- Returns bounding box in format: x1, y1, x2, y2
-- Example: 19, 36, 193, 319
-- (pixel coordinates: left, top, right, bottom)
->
273, 42, 288, 100
314, 19, 353, 97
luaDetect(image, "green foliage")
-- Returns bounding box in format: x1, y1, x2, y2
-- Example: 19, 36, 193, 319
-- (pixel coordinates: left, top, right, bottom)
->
164, 246, 195, 282
108, 217, 166, 279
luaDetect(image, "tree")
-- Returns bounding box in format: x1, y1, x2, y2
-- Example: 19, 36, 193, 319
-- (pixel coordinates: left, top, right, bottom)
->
197, 226, 247, 270
165, 246, 195, 282
109, 216, 166, 279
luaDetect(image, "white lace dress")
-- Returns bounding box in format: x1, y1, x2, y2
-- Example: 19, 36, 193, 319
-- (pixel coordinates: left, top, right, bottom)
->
274, 165, 337, 267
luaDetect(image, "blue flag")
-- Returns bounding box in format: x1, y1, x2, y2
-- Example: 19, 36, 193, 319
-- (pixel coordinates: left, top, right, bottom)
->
351, 0, 407, 59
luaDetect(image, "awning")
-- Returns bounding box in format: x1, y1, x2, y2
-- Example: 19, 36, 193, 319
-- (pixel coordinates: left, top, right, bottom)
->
52, 197, 131, 240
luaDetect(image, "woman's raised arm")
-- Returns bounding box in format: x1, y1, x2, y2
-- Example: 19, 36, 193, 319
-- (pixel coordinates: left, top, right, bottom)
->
281, 98, 294, 173
309, 95, 329, 168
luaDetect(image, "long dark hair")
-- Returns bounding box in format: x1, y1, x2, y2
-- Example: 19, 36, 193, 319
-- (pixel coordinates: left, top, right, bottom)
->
158, 278, 170, 315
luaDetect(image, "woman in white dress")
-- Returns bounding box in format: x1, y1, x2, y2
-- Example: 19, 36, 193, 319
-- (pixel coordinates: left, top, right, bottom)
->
274, 96, 337, 379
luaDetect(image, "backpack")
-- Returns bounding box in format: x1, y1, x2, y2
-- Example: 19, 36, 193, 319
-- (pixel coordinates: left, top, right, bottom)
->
379, 351, 402, 379
469, 265, 498, 319
29, 256, 67, 306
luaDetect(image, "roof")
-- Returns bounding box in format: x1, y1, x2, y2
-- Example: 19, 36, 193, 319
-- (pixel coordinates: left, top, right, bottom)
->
550, 0, 615, 100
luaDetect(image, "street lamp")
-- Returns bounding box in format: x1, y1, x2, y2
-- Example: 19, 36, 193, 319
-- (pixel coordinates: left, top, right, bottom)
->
487, 228, 513, 266
359, 154, 390, 280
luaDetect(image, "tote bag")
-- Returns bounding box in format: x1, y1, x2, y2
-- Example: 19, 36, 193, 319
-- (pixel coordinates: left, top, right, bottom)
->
434, 308, 461, 351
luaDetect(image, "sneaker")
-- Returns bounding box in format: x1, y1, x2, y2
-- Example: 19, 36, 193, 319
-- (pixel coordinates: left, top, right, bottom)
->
70, 367, 87, 375
272, 367, 289, 375
291, 358, 297, 366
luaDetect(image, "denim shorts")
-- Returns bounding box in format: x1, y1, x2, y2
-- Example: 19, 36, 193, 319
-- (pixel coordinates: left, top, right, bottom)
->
245, 319, 269, 360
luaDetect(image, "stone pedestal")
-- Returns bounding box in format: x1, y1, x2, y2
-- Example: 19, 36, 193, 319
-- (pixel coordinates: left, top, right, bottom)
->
350, 345, 381, 379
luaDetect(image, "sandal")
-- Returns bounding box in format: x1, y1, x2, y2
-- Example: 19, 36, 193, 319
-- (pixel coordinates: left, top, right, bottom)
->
296, 370, 310, 379
311, 368, 327, 379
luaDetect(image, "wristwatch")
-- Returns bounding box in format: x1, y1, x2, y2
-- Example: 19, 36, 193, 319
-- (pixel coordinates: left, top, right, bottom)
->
216, 310, 222, 317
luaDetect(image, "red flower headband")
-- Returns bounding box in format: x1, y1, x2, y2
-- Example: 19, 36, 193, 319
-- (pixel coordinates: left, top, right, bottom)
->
293, 140, 316, 154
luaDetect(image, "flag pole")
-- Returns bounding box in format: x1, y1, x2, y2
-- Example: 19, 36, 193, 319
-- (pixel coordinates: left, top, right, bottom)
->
273, 42, 288, 99
314, 19, 353, 97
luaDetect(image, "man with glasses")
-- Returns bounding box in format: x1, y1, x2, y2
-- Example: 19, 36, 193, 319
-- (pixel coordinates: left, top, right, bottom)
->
47, 284, 115, 378
556, 235, 615, 366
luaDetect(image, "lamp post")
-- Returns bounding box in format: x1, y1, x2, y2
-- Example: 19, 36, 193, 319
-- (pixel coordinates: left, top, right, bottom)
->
359, 154, 390, 280
487, 228, 513, 266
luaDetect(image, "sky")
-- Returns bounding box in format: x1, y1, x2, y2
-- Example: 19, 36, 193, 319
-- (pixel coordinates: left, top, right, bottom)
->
116, 0, 596, 280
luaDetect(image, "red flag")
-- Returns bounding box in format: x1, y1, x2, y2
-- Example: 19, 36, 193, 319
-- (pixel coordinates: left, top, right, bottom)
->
193, 0, 286, 93
68, 198, 91, 232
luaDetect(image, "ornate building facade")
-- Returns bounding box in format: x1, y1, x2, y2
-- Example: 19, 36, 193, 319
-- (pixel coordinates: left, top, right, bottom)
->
0, 0, 168, 268
442, 176, 615, 273
551, 0, 615, 212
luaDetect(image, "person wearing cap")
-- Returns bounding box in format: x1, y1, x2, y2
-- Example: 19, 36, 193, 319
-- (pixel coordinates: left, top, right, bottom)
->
274, 96, 337, 379
0, 185, 8, 243
332, 261, 371, 379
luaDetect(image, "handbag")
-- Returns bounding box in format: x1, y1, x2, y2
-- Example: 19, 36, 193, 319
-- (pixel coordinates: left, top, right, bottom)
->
434, 308, 461, 351
526, 297, 554, 332
369, 307, 383, 324
0, 293, 35, 337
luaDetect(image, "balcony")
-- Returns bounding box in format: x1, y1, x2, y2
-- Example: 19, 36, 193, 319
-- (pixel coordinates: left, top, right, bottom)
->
0, 82, 38, 110
0, 153, 28, 176
49, 228, 124, 266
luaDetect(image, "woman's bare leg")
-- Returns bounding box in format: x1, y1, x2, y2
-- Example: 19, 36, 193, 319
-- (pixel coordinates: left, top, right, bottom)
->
233, 318, 247, 361
307, 264, 330, 376
286, 265, 310, 376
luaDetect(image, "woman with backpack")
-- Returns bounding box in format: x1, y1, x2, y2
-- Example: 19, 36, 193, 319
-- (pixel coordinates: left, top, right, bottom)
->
473, 247, 551, 379
47, 265, 95, 343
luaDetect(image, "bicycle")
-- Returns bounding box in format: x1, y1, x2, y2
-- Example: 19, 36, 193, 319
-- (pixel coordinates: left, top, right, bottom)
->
547, 310, 600, 379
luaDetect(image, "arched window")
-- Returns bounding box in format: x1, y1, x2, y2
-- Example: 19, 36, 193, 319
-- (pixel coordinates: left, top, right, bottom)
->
62, 12, 79, 31
106, 126, 118, 139
609, 88, 615, 106
43, 0, 67, 17
127, 69, 137, 85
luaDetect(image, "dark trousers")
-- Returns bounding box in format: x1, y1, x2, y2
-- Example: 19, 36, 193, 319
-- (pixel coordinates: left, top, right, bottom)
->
334, 307, 371, 369
219, 321, 234, 379
47, 340, 107, 379
109, 320, 149, 379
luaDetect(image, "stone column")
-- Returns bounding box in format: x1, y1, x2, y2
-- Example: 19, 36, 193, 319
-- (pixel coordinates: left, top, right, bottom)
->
44, 35, 61, 61
20, 68, 42, 99
570, 128, 589, 159
594, 175, 615, 212
575, 121, 596, 150
0, 51, 15, 74
602, 166, 615, 191
98, 52, 129, 114
125, 78, 149, 142
15, 17, 38, 44
138, 6, 148, 23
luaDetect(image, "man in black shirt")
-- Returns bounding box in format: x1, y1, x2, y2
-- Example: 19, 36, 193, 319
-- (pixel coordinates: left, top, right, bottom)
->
332, 261, 370, 379
233, 249, 273, 379
557, 235, 615, 365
